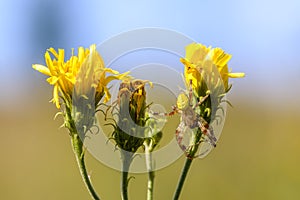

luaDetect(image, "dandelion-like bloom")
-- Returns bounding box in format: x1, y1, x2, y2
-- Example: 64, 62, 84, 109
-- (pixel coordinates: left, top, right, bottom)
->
113, 79, 150, 153
107, 79, 161, 200
180, 43, 245, 95
173, 43, 245, 200
33, 44, 129, 200
176, 43, 245, 156
32, 44, 127, 109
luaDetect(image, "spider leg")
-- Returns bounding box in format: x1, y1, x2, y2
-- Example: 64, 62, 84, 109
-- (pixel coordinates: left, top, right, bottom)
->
190, 139, 206, 158
209, 127, 217, 143
188, 79, 193, 106
197, 119, 217, 147
175, 121, 188, 152
193, 94, 209, 109
150, 105, 179, 117
188, 79, 209, 108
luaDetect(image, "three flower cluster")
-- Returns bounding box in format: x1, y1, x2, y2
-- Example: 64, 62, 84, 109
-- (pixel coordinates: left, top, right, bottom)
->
33, 43, 244, 200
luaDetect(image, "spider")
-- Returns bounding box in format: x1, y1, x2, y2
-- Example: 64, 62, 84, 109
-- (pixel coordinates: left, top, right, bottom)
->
150, 81, 217, 153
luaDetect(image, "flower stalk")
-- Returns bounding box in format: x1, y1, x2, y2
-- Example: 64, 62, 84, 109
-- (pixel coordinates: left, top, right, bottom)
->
173, 43, 245, 199
109, 79, 149, 200
144, 141, 155, 200
120, 150, 134, 200
33, 44, 128, 200
66, 95, 101, 200
71, 133, 100, 200
143, 130, 162, 200
60, 97, 101, 200
173, 129, 201, 200
173, 157, 193, 200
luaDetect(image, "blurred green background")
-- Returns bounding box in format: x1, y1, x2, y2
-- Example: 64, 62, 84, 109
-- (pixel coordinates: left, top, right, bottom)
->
1, 0, 300, 199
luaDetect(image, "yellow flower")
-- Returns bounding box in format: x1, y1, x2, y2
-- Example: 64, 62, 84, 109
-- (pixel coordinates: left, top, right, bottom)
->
180, 43, 245, 94
112, 79, 151, 152
33, 44, 128, 108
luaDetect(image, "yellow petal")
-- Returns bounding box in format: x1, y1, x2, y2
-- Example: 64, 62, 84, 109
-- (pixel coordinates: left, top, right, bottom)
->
58, 49, 65, 64
47, 76, 59, 85
186, 43, 210, 64
228, 72, 245, 78
103, 87, 111, 103
53, 85, 60, 108
56, 49, 65, 73
78, 47, 85, 63
48, 48, 59, 59
104, 68, 119, 74
89, 45, 105, 69
45, 51, 56, 74
180, 57, 196, 69
103, 76, 118, 86
89, 44, 96, 52
211, 48, 232, 67
104, 71, 130, 85
32, 64, 51, 76
65, 72, 76, 83
185, 43, 198, 61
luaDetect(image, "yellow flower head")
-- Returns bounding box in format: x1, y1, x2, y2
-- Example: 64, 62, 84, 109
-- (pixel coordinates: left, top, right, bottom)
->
117, 79, 151, 125
180, 43, 245, 95
112, 79, 152, 152
33, 44, 128, 108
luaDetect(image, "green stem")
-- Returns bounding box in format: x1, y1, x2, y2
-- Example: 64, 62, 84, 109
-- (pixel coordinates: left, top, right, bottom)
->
173, 157, 193, 200
71, 134, 100, 200
121, 151, 132, 200
173, 132, 201, 200
145, 144, 154, 200
121, 170, 129, 200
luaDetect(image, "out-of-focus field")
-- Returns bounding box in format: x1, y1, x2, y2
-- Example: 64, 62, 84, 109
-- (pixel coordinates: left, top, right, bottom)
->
1, 85, 299, 200
1, 0, 300, 198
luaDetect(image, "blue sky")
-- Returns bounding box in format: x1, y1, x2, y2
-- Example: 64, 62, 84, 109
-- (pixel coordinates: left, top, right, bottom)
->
1, 0, 300, 108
